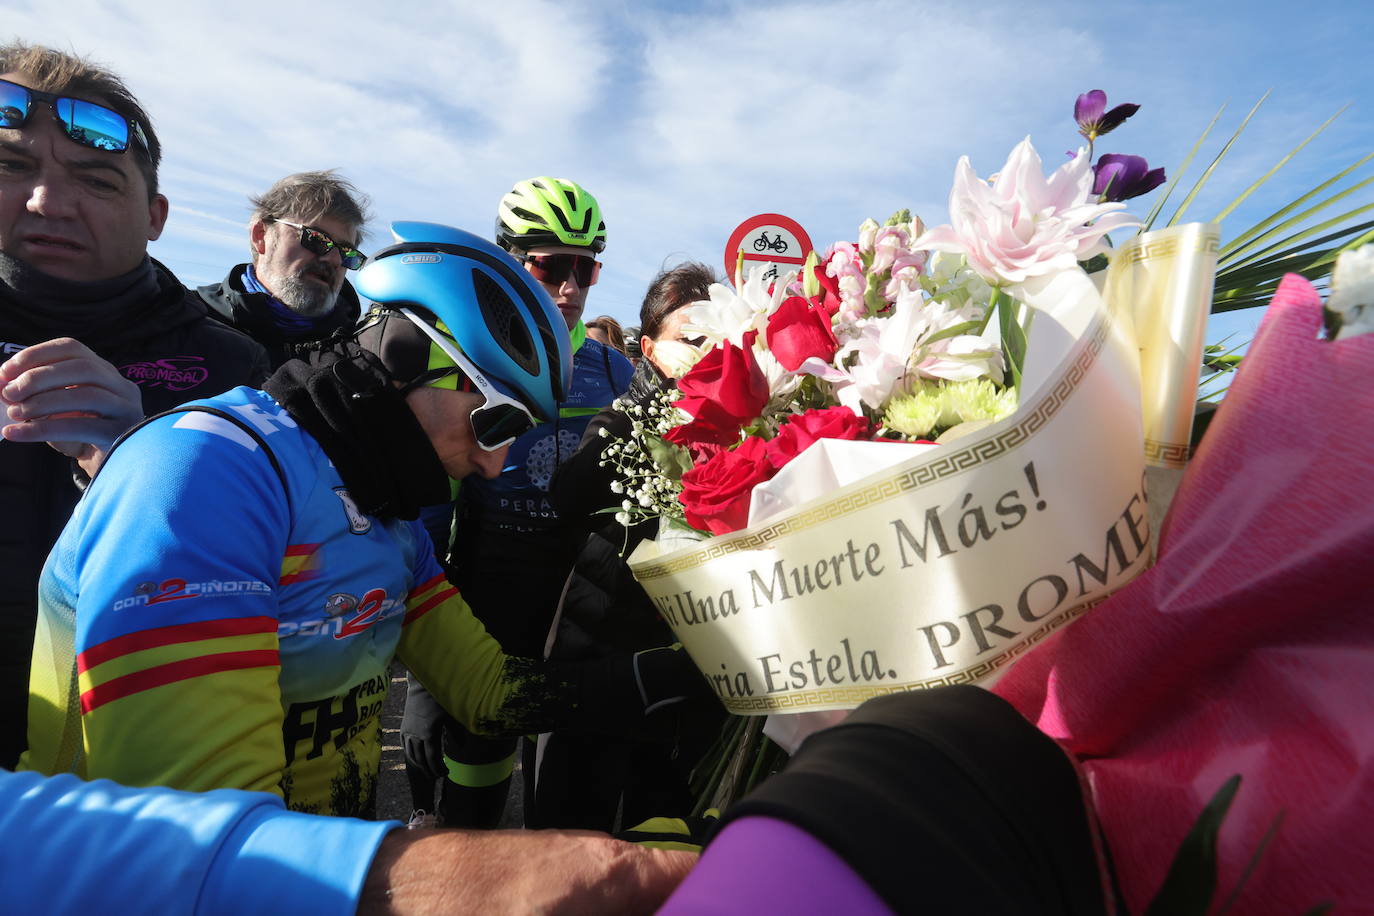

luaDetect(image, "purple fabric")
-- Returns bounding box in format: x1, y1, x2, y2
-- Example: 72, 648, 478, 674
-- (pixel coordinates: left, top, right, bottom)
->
658, 816, 892, 915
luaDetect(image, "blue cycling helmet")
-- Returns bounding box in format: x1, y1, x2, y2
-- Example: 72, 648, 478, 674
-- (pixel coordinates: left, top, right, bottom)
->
354, 221, 571, 422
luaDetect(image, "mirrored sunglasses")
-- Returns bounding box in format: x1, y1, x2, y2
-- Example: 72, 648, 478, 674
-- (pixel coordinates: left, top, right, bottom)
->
521, 252, 601, 288
0, 77, 148, 154
277, 220, 367, 271
398, 308, 539, 451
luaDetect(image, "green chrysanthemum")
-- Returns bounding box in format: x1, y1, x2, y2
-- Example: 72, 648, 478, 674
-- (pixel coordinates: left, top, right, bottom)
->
883, 379, 1017, 439
943, 378, 1018, 425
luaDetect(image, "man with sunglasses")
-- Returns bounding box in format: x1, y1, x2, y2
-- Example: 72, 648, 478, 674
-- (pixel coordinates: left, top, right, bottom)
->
196, 171, 370, 369
0, 42, 268, 770
402, 177, 635, 828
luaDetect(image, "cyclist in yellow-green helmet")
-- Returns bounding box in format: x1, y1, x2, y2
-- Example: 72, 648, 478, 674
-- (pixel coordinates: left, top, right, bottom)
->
402, 176, 634, 829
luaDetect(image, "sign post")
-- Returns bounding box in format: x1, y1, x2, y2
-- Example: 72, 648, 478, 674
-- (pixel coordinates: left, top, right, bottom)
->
724, 213, 814, 286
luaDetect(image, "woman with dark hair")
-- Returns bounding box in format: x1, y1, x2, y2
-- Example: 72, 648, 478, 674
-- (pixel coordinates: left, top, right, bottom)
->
636, 262, 714, 374
533, 262, 724, 831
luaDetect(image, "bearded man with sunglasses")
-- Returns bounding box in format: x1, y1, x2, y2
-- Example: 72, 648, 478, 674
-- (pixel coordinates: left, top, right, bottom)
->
0, 42, 268, 770
196, 171, 370, 369
401, 177, 635, 828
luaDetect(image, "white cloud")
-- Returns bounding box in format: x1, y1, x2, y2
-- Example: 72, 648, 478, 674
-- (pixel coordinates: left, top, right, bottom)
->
3, 0, 1370, 329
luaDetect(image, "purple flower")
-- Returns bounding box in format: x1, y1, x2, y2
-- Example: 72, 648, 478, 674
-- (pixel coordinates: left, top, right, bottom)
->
1092, 154, 1167, 202
1075, 90, 1140, 140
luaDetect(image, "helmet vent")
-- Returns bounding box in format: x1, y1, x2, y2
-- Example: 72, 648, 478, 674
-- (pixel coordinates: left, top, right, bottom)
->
472, 267, 539, 376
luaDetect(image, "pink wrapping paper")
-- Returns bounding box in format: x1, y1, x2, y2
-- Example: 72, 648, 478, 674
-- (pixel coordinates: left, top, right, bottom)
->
994, 274, 1374, 913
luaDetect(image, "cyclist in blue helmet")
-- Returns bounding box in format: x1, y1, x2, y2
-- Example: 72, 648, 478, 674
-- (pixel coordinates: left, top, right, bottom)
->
22, 222, 703, 821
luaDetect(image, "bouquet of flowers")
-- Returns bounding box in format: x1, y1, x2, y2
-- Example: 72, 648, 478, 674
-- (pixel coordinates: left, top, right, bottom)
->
607, 136, 1141, 538
607, 91, 1369, 820
607, 90, 1222, 718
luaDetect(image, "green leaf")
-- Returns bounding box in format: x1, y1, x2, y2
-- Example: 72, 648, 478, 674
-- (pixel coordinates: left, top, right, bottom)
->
644, 433, 694, 479
1143, 774, 1241, 916
921, 320, 983, 347
995, 291, 1026, 392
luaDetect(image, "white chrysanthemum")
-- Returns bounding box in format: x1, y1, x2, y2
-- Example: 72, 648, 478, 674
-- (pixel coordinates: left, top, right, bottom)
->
682, 270, 794, 348
1329, 243, 1374, 340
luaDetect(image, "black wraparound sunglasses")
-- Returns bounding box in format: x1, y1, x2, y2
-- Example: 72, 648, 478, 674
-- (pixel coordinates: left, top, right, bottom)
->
275, 220, 367, 270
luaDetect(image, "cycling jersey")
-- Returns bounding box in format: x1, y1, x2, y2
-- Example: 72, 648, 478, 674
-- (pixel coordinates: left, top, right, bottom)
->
459, 335, 632, 530
22, 386, 568, 817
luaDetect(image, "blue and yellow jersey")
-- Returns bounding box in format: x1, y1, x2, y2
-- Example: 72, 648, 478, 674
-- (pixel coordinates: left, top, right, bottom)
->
22, 387, 559, 816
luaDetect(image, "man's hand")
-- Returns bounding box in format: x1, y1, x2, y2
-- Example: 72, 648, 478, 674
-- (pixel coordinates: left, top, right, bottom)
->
358, 827, 697, 915
0, 338, 144, 477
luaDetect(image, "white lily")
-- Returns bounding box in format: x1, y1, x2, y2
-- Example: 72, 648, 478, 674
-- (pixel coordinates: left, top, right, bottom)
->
914, 137, 1140, 291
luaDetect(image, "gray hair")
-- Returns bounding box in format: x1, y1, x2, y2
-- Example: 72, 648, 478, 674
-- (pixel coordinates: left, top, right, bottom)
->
249, 170, 371, 244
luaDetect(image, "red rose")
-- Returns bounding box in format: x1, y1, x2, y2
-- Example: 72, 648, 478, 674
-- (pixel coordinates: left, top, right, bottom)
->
666, 335, 769, 449
765, 406, 869, 470
766, 296, 840, 371
679, 436, 776, 535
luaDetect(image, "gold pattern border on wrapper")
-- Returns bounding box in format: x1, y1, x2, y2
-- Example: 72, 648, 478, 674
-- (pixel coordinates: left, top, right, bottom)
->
1108, 224, 1220, 470
635, 313, 1112, 580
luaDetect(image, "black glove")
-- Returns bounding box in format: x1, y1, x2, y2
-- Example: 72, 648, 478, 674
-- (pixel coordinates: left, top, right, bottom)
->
400, 677, 446, 784
548, 643, 715, 738
632, 643, 712, 714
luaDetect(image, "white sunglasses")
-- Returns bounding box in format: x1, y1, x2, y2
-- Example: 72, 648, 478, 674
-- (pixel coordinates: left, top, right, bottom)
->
399, 307, 540, 451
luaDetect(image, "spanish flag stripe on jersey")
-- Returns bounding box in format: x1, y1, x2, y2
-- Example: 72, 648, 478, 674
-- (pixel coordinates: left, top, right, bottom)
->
77, 616, 278, 673
407, 573, 448, 600
78, 631, 279, 698
279, 543, 321, 585
79, 649, 280, 713
404, 586, 459, 626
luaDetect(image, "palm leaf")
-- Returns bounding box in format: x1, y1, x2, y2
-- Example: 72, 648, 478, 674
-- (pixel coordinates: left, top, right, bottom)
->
1142, 104, 1226, 231
1211, 107, 1347, 225
1143, 775, 1241, 916
1219, 222, 1374, 289
1226, 216, 1374, 278
1220, 184, 1374, 267
1167, 92, 1270, 228
1219, 150, 1374, 260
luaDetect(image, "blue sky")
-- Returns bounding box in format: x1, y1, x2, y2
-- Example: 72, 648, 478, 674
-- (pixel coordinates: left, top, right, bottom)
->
6, 0, 1371, 344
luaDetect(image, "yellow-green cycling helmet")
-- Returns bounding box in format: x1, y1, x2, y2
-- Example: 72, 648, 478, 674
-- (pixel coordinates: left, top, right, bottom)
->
496, 176, 606, 253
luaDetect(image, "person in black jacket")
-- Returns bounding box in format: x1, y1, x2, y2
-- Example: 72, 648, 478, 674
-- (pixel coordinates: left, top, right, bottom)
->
0, 41, 269, 769
196, 171, 369, 369
533, 261, 728, 831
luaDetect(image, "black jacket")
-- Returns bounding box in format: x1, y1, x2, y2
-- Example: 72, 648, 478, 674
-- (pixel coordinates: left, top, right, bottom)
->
548, 360, 674, 658
197, 264, 363, 369
0, 257, 269, 768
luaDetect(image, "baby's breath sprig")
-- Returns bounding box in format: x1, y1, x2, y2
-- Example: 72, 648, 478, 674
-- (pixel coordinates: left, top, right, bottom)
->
598, 389, 691, 529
